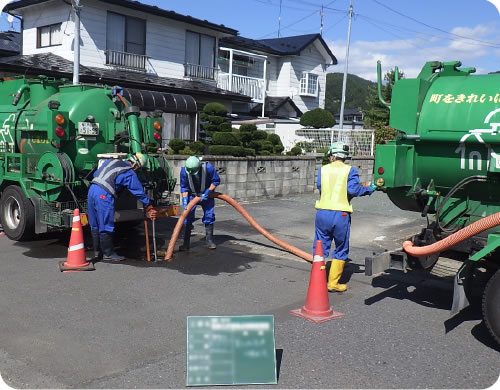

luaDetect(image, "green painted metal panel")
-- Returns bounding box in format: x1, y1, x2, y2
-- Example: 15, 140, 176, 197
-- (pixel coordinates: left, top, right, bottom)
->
186, 315, 277, 386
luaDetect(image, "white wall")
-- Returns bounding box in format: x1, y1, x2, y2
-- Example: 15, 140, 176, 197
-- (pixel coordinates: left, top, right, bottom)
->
21, 0, 229, 79
264, 41, 331, 115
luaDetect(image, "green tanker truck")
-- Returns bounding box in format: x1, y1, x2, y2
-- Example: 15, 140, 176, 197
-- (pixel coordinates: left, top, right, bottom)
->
0, 75, 181, 241
366, 61, 500, 344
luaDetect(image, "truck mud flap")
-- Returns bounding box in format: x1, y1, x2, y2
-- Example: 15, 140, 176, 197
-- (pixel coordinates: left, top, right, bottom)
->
365, 249, 408, 276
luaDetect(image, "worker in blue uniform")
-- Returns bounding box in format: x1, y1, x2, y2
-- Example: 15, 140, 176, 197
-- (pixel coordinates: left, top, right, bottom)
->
88, 153, 157, 261
179, 156, 221, 251
314, 142, 376, 292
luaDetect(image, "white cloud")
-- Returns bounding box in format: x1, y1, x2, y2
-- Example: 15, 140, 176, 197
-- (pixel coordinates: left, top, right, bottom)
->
326, 23, 500, 81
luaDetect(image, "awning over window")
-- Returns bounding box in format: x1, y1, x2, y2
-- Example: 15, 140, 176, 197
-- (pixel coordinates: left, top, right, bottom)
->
122, 88, 197, 114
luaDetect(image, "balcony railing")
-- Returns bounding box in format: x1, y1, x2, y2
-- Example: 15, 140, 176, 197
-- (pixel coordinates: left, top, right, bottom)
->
184, 63, 218, 81
217, 73, 265, 102
105, 49, 149, 71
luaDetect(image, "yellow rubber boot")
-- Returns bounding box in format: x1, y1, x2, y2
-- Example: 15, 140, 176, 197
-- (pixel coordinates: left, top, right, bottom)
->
327, 259, 347, 292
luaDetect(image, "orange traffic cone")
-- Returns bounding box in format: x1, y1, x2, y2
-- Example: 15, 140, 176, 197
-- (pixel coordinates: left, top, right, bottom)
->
58, 209, 95, 272
290, 240, 343, 323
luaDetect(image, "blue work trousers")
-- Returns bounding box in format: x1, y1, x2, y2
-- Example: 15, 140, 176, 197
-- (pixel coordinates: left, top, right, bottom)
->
184, 195, 215, 225
313, 209, 351, 261
87, 184, 116, 233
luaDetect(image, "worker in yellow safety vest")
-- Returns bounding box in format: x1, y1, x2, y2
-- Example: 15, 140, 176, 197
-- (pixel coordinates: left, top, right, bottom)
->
314, 141, 376, 292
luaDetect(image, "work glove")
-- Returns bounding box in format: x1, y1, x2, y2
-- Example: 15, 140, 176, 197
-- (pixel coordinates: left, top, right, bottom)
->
201, 189, 211, 202
145, 205, 157, 220
182, 196, 189, 210
369, 182, 378, 191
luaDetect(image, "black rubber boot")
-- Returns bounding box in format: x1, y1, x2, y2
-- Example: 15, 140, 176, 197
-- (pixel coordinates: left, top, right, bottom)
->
91, 230, 102, 261
205, 224, 216, 249
179, 224, 192, 251
100, 233, 125, 261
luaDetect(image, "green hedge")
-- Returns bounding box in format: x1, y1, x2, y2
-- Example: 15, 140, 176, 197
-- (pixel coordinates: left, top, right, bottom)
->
209, 145, 255, 156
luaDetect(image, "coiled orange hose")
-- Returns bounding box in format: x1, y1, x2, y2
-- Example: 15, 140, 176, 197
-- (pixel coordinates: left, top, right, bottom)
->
403, 212, 500, 257
165, 192, 313, 263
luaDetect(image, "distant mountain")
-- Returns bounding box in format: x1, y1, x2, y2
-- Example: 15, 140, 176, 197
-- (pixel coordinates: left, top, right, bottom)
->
324, 72, 375, 116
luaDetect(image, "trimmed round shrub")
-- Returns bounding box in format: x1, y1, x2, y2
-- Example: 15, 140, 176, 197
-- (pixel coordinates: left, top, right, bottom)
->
200, 114, 226, 126
239, 132, 253, 146
219, 122, 233, 132
267, 133, 282, 146
252, 130, 268, 141
189, 141, 205, 154
274, 144, 284, 154
168, 138, 186, 154
212, 132, 241, 146
249, 140, 263, 151
239, 123, 257, 132
179, 146, 194, 155
300, 108, 335, 128
288, 146, 303, 156
261, 141, 274, 152
203, 102, 227, 116
258, 150, 272, 156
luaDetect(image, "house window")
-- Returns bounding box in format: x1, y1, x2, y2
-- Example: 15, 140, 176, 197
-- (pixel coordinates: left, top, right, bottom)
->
185, 31, 216, 79
300, 73, 318, 96
106, 12, 146, 55
37, 23, 62, 48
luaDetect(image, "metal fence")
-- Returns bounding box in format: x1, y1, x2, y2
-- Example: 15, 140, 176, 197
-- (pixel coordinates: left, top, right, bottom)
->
293, 128, 375, 156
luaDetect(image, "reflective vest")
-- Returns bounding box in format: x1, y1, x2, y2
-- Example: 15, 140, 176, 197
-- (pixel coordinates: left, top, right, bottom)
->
187, 162, 208, 195
315, 161, 353, 212
91, 159, 132, 198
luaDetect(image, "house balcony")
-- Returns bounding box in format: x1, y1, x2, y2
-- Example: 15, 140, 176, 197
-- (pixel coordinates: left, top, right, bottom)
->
105, 49, 150, 71
184, 63, 218, 81
217, 73, 265, 102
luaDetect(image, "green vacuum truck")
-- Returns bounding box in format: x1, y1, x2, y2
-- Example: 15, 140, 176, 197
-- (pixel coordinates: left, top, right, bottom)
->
366, 61, 500, 344
0, 75, 182, 241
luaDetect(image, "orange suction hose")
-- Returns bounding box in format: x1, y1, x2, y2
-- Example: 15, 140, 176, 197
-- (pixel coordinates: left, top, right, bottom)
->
165, 192, 313, 263
403, 212, 500, 257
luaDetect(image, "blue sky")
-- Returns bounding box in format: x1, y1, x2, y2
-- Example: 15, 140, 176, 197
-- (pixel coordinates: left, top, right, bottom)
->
1, 0, 499, 81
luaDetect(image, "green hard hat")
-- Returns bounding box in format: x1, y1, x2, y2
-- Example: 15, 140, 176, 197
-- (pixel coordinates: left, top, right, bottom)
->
328, 141, 349, 158
185, 156, 200, 174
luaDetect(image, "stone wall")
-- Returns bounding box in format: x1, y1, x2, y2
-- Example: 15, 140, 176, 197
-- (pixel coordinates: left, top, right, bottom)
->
165, 155, 374, 202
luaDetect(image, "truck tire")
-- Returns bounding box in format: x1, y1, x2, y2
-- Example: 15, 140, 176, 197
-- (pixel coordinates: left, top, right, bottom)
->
0, 185, 35, 241
482, 268, 500, 345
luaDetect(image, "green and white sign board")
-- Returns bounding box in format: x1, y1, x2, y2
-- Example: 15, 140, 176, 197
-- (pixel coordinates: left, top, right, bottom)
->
186, 315, 277, 386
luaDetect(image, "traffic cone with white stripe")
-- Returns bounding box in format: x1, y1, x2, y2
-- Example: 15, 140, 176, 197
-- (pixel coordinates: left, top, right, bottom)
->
58, 209, 95, 272
290, 240, 343, 323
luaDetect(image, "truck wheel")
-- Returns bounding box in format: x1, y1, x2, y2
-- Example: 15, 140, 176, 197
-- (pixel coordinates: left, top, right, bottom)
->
482, 268, 500, 345
0, 185, 35, 241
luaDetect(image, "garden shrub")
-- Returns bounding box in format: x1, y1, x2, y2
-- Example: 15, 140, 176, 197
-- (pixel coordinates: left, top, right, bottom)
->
267, 133, 282, 146
189, 141, 205, 154
239, 124, 257, 132
203, 102, 227, 116
288, 146, 303, 156
168, 138, 186, 154
252, 130, 268, 140
212, 132, 240, 146
209, 145, 254, 156
274, 144, 284, 154
300, 108, 335, 128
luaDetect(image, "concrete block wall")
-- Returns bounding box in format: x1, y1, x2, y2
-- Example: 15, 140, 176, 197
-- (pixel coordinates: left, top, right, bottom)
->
165, 155, 317, 203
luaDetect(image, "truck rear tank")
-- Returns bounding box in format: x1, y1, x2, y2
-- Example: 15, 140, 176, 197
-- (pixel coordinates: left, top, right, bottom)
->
0, 76, 182, 240
368, 61, 500, 345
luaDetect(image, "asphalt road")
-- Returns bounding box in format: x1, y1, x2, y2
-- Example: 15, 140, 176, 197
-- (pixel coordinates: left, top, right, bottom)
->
0, 191, 499, 389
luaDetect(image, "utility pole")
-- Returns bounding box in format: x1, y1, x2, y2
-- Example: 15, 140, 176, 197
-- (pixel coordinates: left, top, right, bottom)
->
72, 0, 81, 84
338, 0, 353, 131
278, 0, 282, 37
320, 4, 324, 36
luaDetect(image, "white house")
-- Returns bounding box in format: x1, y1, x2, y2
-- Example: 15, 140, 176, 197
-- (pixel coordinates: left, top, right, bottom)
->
2, 0, 337, 140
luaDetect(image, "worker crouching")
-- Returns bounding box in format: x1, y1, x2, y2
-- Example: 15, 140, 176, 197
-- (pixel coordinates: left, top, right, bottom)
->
314, 142, 376, 292
179, 156, 221, 251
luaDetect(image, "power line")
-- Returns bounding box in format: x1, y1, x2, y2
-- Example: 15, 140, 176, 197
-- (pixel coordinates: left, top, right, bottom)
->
357, 13, 500, 49
371, 0, 500, 48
